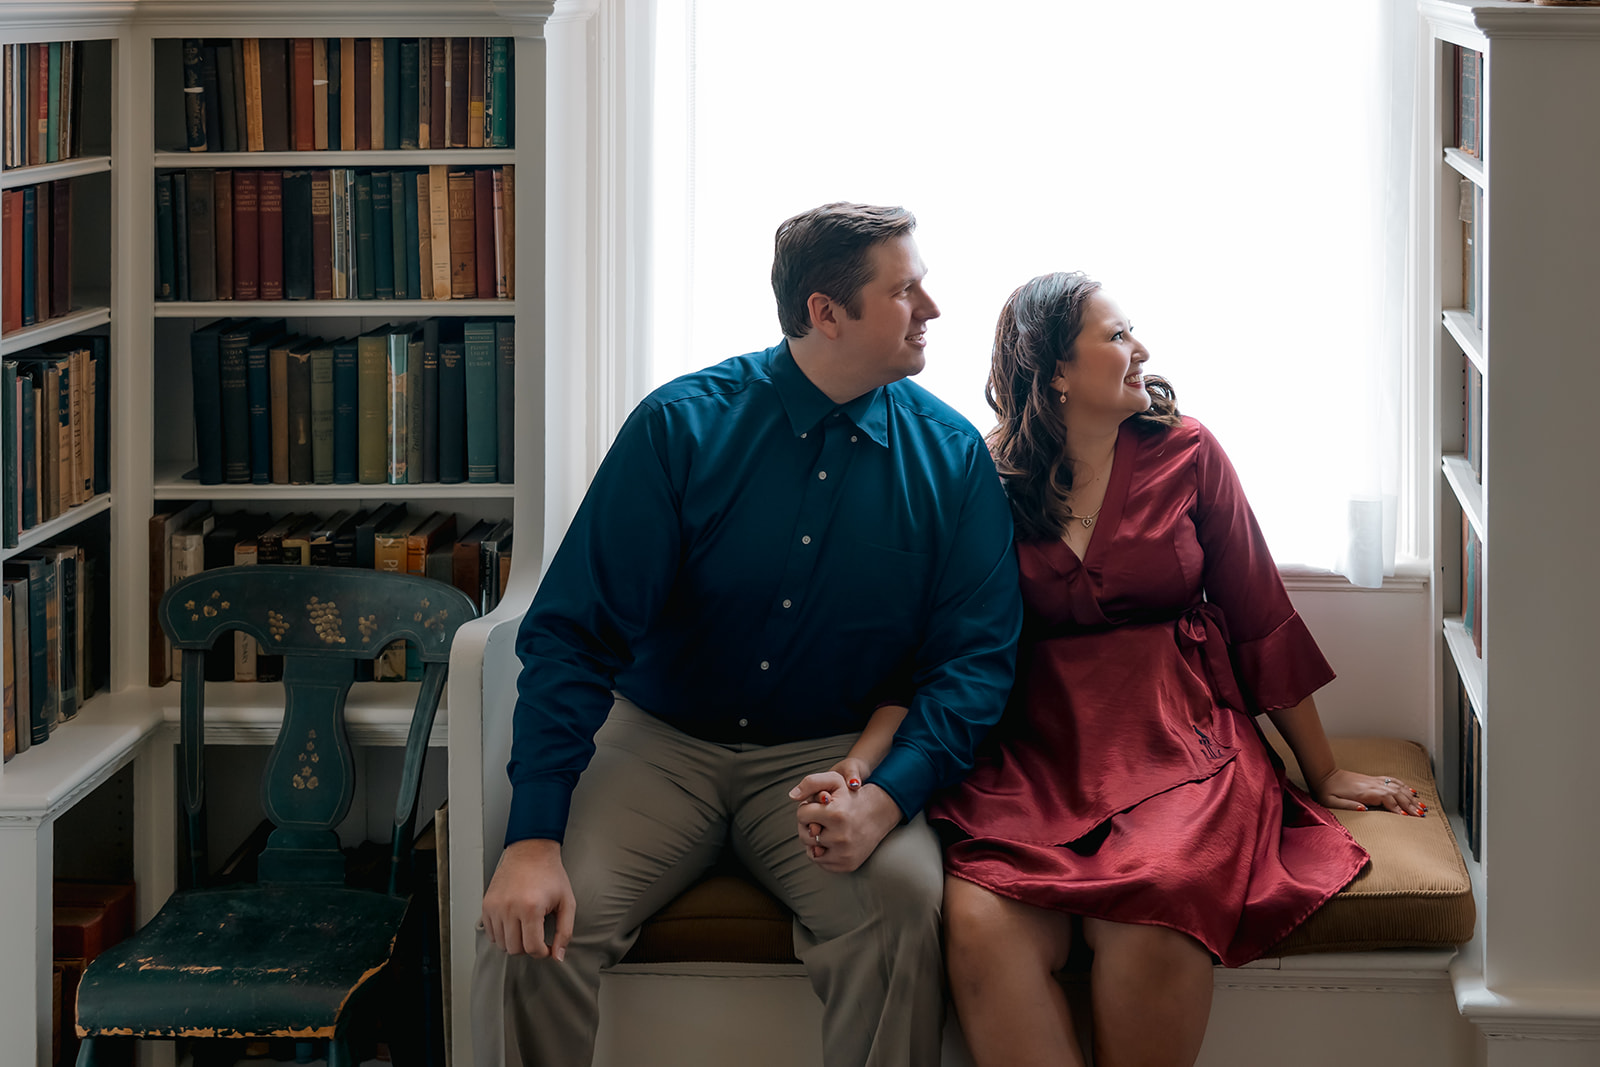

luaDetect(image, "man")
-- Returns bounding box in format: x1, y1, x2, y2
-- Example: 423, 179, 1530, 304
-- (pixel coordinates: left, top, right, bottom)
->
474, 202, 1020, 1066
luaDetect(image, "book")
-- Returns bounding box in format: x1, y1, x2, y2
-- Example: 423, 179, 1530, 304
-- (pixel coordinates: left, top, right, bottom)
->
215, 42, 239, 153
405, 327, 424, 484
325, 37, 340, 151
242, 38, 264, 152
219, 319, 266, 484
372, 170, 395, 299
5, 556, 51, 742
372, 508, 420, 680
403, 171, 422, 302
232, 168, 260, 300
3, 573, 33, 753
269, 332, 297, 483
310, 169, 334, 300
353, 170, 375, 300
1, 360, 15, 546
477, 519, 513, 613
427, 166, 452, 299
285, 337, 316, 484
282, 170, 313, 300
463, 319, 497, 482
473, 169, 494, 303
168, 510, 215, 678
339, 39, 356, 151
418, 37, 432, 150
49, 178, 70, 318
467, 38, 486, 149
386, 323, 414, 484
308, 508, 358, 567
428, 39, 446, 155
416, 172, 434, 301
202, 512, 264, 681
495, 318, 514, 483
420, 319, 440, 483
399, 39, 420, 150
353, 38, 372, 152
3, 579, 15, 762
330, 168, 349, 299
89, 336, 108, 496
292, 38, 315, 153
371, 37, 387, 150
1455, 46, 1481, 159
390, 170, 410, 301
200, 43, 223, 153
487, 37, 511, 148
447, 170, 475, 298
147, 500, 209, 686
245, 323, 290, 484
189, 318, 244, 485
310, 340, 336, 484
437, 330, 465, 484
492, 168, 507, 299
356, 326, 389, 484
332, 335, 359, 483
259, 38, 291, 153
181, 39, 206, 150
258, 169, 285, 301
446, 39, 468, 149
231, 38, 250, 154
450, 518, 494, 607
214, 170, 234, 300
155, 175, 179, 299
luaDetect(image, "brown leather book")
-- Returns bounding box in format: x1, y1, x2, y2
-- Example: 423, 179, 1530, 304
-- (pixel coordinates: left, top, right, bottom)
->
354, 38, 372, 151
340, 38, 357, 150
447, 38, 468, 148
428, 165, 452, 300
311, 38, 329, 150
310, 169, 333, 300
214, 170, 234, 300
473, 169, 494, 302
415, 172, 433, 300
242, 39, 264, 152
501, 165, 514, 299
2, 191, 18, 332
291, 38, 315, 152
467, 38, 486, 148
447, 170, 475, 298
233, 169, 260, 300
258, 39, 290, 153
258, 169, 285, 300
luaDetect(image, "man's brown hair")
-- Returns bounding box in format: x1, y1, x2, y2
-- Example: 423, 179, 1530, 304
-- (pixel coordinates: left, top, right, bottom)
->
771, 203, 917, 339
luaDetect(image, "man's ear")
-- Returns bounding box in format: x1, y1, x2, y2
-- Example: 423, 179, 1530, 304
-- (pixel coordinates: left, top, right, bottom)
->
808, 292, 844, 341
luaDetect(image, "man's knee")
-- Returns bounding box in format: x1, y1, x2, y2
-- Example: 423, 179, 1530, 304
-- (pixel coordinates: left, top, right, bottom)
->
859, 822, 944, 935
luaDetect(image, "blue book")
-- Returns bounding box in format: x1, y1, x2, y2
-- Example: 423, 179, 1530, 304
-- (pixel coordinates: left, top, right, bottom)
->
155, 174, 176, 300
20, 186, 36, 326
354, 171, 376, 300
243, 322, 291, 484
173, 171, 190, 302
463, 319, 497, 483
3, 558, 50, 744
403, 172, 422, 301
495, 318, 514, 483
390, 170, 409, 300
371, 171, 394, 299
420, 319, 439, 483
437, 331, 465, 484
332, 336, 359, 483
189, 318, 242, 485
218, 321, 255, 482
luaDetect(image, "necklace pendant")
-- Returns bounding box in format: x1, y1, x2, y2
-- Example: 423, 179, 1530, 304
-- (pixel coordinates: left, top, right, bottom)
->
1081, 515, 1095, 528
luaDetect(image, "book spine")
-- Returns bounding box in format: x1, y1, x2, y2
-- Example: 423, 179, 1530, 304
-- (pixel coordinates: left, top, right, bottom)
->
357, 333, 386, 483
233, 169, 260, 300
26, 561, 51, 740
282, 170, 312, 300
332, 340, 359, 483
200, 43, 223, 153
428, 166, 452, 299
447, 39, 468, 149
323, 38, 338, 151
447, 171, 475, 298
182, 39, 207, 150
389, 170, 408, 300
310, 345, 335, 484
90, 337, 108, 495
386, 331, 409, 484
1, 362, 14, 547
286, 344, 313, 484
214, 170, 234, 300
382, 38, 400, 151
246, 336, 272, 483
405, 334, 423, 484
243, 38, 264, 152
354, 38, 371, 151
50, 178, 69, 318
190, 327, 225, 485
339, 38, 356, 151
21, 185, 36, 324
421, 319, 439, 483
172, 174, 188, 301
259, 38, 290, 153
231, 38, 250, 153
467, 38, 486, 149
292, 37, 315, 152
417, 37, 431, 150
310, 169, 333, 300
258, 169, 284, 300
215, 43, 239, 153
371, 170, 394, 299
33, 182, 48, 325
270, 341, 290, 483
154, 176, 175, 301
463, 320, 497, 483
474, 169, 494, 303
399, 39, 420, 150
186, 168, 216, 302
488, 37, 511, 147
495, 319, 514, 483
219, 330, 252, 483
354, 171, 375, 300
416, 172, 434, 300
403, 171, 422, 302
19, 379, 36, 527
429, 39, 446, 153
437, 339, 465, 484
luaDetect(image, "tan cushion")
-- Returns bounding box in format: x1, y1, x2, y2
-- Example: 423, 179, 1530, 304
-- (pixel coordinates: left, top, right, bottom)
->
623, 736, 1475, 966
1265, 734, 1475, 955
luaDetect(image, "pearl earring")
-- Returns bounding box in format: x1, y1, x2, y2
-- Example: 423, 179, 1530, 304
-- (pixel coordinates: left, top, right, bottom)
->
1058, 391, 1067, 404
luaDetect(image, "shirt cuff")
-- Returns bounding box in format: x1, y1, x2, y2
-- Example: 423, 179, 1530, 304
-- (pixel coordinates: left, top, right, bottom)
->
869, 744, 941, 821
504, 779, 576, 847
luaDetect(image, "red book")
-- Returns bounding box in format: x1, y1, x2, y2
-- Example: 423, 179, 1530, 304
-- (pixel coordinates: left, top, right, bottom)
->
310, 169, 333, 300
49, 179, 70, 319
233, 170, 260, 300
467, 38, 486, 149
292, 38, 315, 152
429, 38, 446, 152
447, 38, 468, 148
354, 39, 372, 152
2, 191, 18, 332
473, 168, 494, 302
258, 170, 285, 300
214, 170, 234, 300
32, 43, 47, 166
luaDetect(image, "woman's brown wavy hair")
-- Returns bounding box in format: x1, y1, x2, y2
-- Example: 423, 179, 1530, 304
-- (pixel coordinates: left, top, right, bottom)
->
985, 272, 1181, 542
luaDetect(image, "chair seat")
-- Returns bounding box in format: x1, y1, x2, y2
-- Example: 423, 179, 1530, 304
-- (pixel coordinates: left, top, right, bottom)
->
76, 885, 409, 1039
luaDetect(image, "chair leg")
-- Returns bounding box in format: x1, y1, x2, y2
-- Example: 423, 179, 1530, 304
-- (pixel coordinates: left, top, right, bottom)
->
326, 1036, 354, 1067
294, 1039, 317, 1064
74, 1035, 98, 1067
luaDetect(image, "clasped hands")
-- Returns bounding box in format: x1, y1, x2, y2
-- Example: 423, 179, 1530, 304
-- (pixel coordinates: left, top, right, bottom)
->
788, 758, 903, 873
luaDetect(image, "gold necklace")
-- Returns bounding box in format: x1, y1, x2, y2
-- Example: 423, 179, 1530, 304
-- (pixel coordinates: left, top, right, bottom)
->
1067, 503, 1104, 529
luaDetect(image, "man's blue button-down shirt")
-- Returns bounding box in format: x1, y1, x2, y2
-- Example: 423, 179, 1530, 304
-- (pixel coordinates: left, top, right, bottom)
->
508, 341, 1021, 844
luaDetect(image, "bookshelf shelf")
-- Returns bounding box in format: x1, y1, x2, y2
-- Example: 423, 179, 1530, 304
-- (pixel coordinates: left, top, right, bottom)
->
153, 150, 517, 168
151, 473, 516, 500
0, 155, 113, 190
0, 306, 111, 354
1441, 309, 1484, 374
0, 492, 111, 563
1442, 617, 1486, 723
1441, 455, 1484, 539
152, 299, 513, 318
1442, 146, 1485, 189
0, 691, 164, 811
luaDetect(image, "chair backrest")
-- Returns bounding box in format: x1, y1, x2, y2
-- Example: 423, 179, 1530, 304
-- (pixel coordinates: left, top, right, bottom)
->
159, 564, 478, 893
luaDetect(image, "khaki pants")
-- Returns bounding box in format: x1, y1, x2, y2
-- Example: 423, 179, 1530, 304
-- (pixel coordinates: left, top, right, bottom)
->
472, 697, 946, 1066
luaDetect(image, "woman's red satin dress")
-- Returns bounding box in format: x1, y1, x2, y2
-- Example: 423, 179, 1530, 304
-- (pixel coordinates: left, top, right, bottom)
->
930, 417, 1368, 966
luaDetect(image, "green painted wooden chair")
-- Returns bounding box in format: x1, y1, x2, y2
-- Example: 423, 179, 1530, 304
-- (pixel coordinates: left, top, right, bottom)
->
74, 565, 477, 1067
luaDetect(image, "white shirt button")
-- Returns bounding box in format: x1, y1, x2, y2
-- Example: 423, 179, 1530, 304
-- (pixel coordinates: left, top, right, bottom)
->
818, 471, 827, 480
801, 432, 807, 439
760, 660, 770, 670
739, 718, 749, 727
782, 599, 792, 608
801, 535, 811, 544
851, 435, 858, 443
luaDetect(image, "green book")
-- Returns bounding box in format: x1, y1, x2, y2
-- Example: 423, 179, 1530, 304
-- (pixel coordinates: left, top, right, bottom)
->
487, 37, 511, 147
463, 318, 497, 483
310, 341, 336, 484
383, 38, 401, 153
399, 39, 420, 149
389, 170, 408, 300
385, 324, 412, 484
371, 170, 395, 299
354, 171, 376, 300
356, 327, 389, 484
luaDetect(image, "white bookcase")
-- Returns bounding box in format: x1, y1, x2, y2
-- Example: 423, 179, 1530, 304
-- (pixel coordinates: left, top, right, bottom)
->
0, 4, 555, 1064
1420, 1, 1600, 1060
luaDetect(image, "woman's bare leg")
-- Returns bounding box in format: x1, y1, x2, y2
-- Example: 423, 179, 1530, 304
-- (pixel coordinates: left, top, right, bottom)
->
944, 875, 1084, 1067
1082, 917, 1214, 1067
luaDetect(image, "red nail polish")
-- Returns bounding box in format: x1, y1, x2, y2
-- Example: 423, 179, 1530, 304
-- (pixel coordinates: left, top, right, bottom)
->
820, 792, 832, 805
848, 778, 862, 789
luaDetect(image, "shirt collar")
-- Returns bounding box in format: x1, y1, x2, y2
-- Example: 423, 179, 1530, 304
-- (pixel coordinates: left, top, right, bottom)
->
768, 341, 891, 447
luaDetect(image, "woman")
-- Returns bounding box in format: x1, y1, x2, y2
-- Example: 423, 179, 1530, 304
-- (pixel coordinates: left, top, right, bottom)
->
928, 272, 1424, 1067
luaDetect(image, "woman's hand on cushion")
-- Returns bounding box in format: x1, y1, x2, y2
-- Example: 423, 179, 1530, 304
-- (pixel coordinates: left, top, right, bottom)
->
1311, 768, 1427, 817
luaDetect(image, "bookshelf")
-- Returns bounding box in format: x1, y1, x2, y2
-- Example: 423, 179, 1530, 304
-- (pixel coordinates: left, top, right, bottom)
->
0, 4, 552, 1064
1421, 1, 1600, 1058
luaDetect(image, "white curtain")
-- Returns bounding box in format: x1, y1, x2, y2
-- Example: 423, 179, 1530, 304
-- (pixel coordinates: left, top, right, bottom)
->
649, 1, 1414, 583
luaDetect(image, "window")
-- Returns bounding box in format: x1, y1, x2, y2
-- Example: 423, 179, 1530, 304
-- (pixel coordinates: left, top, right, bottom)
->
651, 0, 1413, 583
